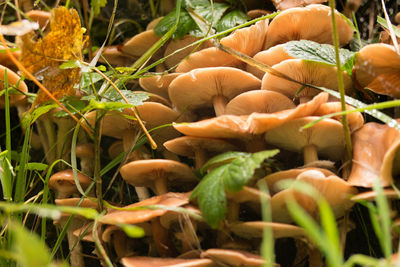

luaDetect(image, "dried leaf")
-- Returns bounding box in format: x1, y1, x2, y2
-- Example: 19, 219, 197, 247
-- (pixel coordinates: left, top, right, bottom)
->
18, 7, 86, 106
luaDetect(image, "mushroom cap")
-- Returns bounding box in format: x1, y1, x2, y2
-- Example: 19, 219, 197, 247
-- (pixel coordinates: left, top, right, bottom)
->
48, 170, 92, 197
0, 46, 20, 71
351, 189, 399, 202
94, 46, 133, 66
159, 204, 202, 229
121, 30, 162, 59
163, 136, 237, 158
246, 44, 294, 79
313, 102, 364, 132
139, 73, 180, 99
225, 90, 295, 115
146, 17, 164, 30
264, 4, 353, 49
0, 65, 28, 108
258, 167, 335, 195
26, 10, 50, 29
101, 192, 190, 225
176, 19, 268, 72
354, 43, 400, 98
85, 102, 182, 145
164, 35, 212, 69
168, 67, 261, 114
54, 198, 98, 209
201, 249, 266, 267
121, 257, 213, 267
348, 121, 400, 188
270, 170, 357, 223
229, 221, 306, 239
75, 143, 94, 158
173, 92, 328, 139
132, 91, 171, 106
120, 159, 197, 189
226, 186, 270, 204
264, 116, 346, 161
261, 59, 352, 102
272, 0, 328, 10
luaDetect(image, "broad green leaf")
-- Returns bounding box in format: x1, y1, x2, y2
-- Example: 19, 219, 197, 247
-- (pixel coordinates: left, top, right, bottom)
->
53, 98, 86, 117
282, 40, 355, 75
192, 149, 279, 228
10, 222, 63, 267
183, 0, 209, 8
91, 0, 107, 15
59, 59, 84, 69
216, 10, 249, 32
154, 9, 196, 40
80, 71, 104, 93
16, 162, 48, 171
83, 98, 134, 111
200, 151, 248, 174
101, 89, 149, 106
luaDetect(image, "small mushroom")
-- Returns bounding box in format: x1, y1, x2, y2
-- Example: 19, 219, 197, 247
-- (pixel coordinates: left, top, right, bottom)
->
200, 248, 267, 267
49, 169, 93, 198
120, 257, 213, 267
139, 72, 180, 99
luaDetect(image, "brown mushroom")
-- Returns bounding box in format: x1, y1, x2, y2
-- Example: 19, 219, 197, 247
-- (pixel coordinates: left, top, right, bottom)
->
49, 169, 93, 198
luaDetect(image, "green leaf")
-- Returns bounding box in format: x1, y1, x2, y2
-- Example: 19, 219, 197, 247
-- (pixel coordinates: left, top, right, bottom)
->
191, 149, 279, 228
91, 0, 107, 15
80, 71, 104, 93
83, 99, 134, 111
216, 10, 249, 32
15, 162, 48, 171
200, 151, 248, 174
59, 60, 84, 70
101, 89, 149, 106
118, 224, 146, 238
282, 40, 356, 75
377, 16, 400, 38
21, 103, 59, 129
154, 9, 196, 40
53, 98, 87, 117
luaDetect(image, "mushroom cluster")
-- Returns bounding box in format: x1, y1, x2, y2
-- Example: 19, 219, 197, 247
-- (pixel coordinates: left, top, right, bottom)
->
8, 1, 400, 266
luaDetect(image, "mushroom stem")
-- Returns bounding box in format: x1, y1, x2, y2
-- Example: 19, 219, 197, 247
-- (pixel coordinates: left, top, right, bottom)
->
154, 176, 168, 195
245, 135, 268, 153
213, 95, 228, 116
122, 130, 136, 152
303, 144, 319, 165
194, 149, 207, 170
151, 218, 177, 257
136, 187, 150, 201
227, 201, 240, 222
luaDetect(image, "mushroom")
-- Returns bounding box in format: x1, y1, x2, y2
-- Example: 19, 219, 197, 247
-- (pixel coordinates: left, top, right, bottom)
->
48, 169, 93, 198
200, 248, 267, 266
168, 67, 261, 117
176, 19, 269, 72
163, 136, 238, 169
354, 43, 400, 98
261, 59, 352, 104
139, 72, 180, 100
120, 159, 197, 195
94, 46, 133, 66
0, 65, 28, 108
264, 4, 354, 49
264, 116, 346, 165
270, 170, 357, 223
225, 90, 295, 116
120, 257, 213, 267
347, 121, 400, 188
121, 29, 163, 59
75, 143, 95, 176
272, 0, 328, 10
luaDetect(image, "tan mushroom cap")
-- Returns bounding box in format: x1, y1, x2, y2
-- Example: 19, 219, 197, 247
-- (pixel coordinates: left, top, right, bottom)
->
0, 46, 20, 71
348, 121, 400, 188
176, 19, 269, 72
0, 65, 28, 108
73, 224, 94, 242
264, 116, 345, 163
272, 0, 328, 10
258, 167, 336, 195
201, 249, 266, 267
132, 90, 171, 106
85, 102, 182, 147
120, 159, 197, 195
164, 35, 212, 69
48, 170, 92, 198
75, 143, 94, 158
146, 17, 164, 30
264, 4, 353, 49
101, 192, 190, 225
229, 221, 306, 239
173, 92, 328, 139
95, 46, 133, 66
351, 189, 399, 202
54, 198, 98, 209
354, 43, 400, 98
121, 30, 162, 59
261, 59, 352, 103
139, 73, 181, 99
246, 44, 294, 79
169, 67, 261, 116
121, 257, 214, 267
313, 102, 364, 132
271, 170, 357, 223
26, 10, 50, 29
159, 204, 202, 229
225, 90, 295, 115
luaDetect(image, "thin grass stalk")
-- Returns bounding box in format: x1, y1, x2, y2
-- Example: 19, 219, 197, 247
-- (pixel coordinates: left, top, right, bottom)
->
329, 0, 352, 165
2, 70, 12, 201
352, 11, 363, 49
94, 111, 103, 211
13, 126, 30, 203
258, 180, 274, 267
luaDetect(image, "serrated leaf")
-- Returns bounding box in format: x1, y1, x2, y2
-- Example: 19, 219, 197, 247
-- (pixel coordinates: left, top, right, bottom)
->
283, 40, 355, 75
192, 149, 279, 228
200, 151, 248, 174
91, 0, 107, 15
216, 10, 249, 32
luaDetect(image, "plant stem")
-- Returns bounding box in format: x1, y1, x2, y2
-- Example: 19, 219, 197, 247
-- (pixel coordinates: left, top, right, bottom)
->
2, 71, 12, 201
94, 111, 103, 211
329, 0, 352, 169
